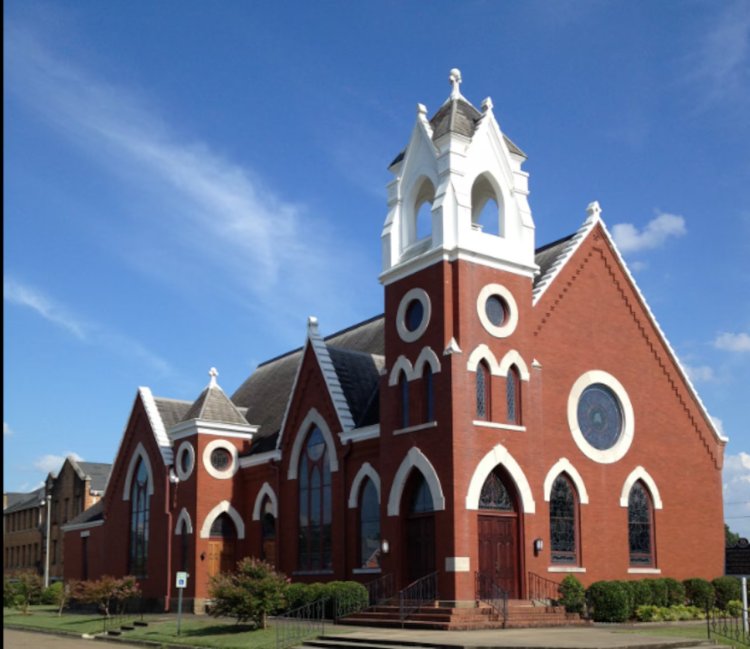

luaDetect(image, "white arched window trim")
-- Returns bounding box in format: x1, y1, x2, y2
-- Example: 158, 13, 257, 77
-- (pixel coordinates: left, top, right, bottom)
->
465, 444, 535, 513
402, 171, 439, 249
387, 447, 445, 516
174, 508, 193, 535
467, 344, 501, 375
543, 458, 589, 504
388, 356, 414, 386
620, 467, 663, 510
252, 482, 279, 521
414, 347, 441, 375
287, 408, 339, 480
122, 442, 155, 500
497, 350, 530, 381
200, 500, 246, 539
348, 463, 381, 508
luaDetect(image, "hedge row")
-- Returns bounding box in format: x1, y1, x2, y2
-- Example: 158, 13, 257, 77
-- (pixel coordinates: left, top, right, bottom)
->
558, 575, 743, 622
284, 580, 368, 618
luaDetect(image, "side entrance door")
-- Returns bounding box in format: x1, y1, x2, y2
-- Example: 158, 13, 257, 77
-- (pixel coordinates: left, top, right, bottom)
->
478, 514, 519, 598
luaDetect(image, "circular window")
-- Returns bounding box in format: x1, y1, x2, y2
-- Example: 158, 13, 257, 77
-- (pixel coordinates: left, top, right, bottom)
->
396, 288, 431, 342
175, 442, 195, 481
477, 284, 518, 338
203, 440, 239, 479
568, 371, 634, 464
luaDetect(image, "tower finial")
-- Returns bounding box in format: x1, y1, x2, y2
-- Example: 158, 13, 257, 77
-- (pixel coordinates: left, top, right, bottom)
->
449, 68, 463, 99
208, 367, 218, 387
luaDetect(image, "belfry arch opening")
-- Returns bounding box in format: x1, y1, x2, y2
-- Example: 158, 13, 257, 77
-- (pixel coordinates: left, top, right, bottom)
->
471, 173, 503, 236
411, 177, 436, 245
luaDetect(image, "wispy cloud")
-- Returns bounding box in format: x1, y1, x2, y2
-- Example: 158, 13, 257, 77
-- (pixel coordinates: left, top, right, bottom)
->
5, 21, 372, 338
4, 422, 14, 437
34, 452, 83, 475
611, 212, 686, 254
684, 363, 716, 383
4, 277, 173, 375
714, 332, 750, 353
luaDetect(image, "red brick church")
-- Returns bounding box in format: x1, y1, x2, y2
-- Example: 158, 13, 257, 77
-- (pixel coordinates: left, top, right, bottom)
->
63, 70, 726, 613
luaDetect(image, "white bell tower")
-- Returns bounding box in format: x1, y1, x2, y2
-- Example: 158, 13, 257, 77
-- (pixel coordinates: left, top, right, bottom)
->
380, 69, 537, 284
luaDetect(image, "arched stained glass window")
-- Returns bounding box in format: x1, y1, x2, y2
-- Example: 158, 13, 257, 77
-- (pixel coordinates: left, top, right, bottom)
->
479, 470, 514, 511
476, 361, 490, 420
423, 366, 434, 422
400, 371, 410, 429
298, 426, 332, 571
628, 481, 654, 566
129, 458, 149, 577
550, 475, 578, 564
359, 479, 380, 569
409, 473, 434, 514
506, 366, 521, 424
209, 513, 237, 538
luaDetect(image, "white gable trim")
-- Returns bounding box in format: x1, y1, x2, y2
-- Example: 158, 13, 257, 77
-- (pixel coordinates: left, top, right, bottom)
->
497, 350, 530, 381
174, 508, 193, 535
200, 500, 246, 539
287, 408, 339, 480
139, 387, 174, 465
620, 466, 663, 510
543, 458, 589, 504
122, 442, 155, 501
465, 444, 535, 514
387, 447, 445, 516
348, 462, 381, 508
252, 482, 278, 521
467, 344, 501, 375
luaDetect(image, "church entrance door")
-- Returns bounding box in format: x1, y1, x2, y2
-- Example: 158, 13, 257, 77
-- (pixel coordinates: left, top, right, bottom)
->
402, 471, 436, 587
206, 512, 237, 579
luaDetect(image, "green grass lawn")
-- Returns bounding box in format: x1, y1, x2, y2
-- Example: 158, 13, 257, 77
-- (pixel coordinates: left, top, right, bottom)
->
615, 621, 739, 647
3, 605, 347, 649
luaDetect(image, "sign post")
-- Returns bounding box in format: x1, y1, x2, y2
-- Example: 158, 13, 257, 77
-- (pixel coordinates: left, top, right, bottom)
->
175, 571, 188, 636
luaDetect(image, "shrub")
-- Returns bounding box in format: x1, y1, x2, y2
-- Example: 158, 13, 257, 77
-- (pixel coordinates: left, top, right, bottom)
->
632, 580, 653, 608
75, 576, 140, 617
712, 576, 741, 611
284, 582, 310, 611
683, 578, 715, 610
558, 575, 586, 614
662, 577, 685, 606
586, 581, 630, 622
646, 579, 668, 608
41, 581, 63, 605
635, 604, 661, 622
4, 571, 43, 614
617, 580, 636, 619
322, 581, 368, 618
209, 558, 287, 629
726, 600, 743, 617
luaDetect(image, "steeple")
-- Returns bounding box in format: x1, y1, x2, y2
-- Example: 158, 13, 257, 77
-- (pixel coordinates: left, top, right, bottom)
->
381, 69, 537, 283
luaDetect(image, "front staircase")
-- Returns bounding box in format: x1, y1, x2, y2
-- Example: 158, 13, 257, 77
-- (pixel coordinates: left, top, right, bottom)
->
338, 599, 588, 630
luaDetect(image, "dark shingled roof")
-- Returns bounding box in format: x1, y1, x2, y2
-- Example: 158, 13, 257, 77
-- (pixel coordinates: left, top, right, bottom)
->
154, 397, 192, 430
4, 488, 45, 514
64, 499, 104, 527
328, 347, 384, 428
534, 234, 576, 281
76, 462, 112, 492
181, 385, 249, 426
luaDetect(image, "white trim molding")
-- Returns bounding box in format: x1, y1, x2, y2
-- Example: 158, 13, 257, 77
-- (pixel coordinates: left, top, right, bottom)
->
239, 449, 281, 468
388, 356, 414, 386
202, 439, 239, 480
339, 424, 380, 444
619, 466, 663, 509
252, 482, 279, 521
414, 347, 441, 375
396, 288, 432, 343
567, 370, 635, 464
175, 508, 193, 535
548, 566, 587, 573
287, 408, 339, 480
348, 463, 381, 508
628, 568, 662, 574
476, 283, 519, 338
200, 500, 246, 539
543, 458, 590, 505
467, 344, 501, 375
387, 447, 445, 516
175, 442, 195, 481
497, 350, 530, 381
465, 444, 535, 513
445, 557, 470, 572
122, 442, 155, 500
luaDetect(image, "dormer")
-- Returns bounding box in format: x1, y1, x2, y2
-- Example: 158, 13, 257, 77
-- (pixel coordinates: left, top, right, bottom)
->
381, 69, 537, 284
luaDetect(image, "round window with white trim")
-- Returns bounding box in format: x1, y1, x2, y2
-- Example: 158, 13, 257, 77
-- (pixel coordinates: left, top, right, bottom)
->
203, 440, 239, 479
476, 284, 518, 338
175, 442, 195, 481
568, 371, 634, 464
396, 288, 431, 343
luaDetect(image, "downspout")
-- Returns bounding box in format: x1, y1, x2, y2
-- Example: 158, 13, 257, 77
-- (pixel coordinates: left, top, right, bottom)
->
341, 440, 353, 578
164, 468, 177, 612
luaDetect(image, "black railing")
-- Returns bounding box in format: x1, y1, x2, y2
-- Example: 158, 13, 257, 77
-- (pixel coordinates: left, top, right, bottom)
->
475, 571, 508, 625
274, 597, 328, 649
528, 571, 561, 605
707, 603, 749, 647
399, 571, 438, 624
365, 573, 395, 606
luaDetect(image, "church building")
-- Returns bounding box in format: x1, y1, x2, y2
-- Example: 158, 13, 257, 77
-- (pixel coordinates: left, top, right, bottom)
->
63, 70, 726, 614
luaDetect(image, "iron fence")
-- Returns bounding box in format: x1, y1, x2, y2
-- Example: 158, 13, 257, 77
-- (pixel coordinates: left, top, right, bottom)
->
475, 571, 508, 625
273, 597, 328, 649
365, 572, 394, 606
398, 571, 438, 625
707, 604, 749, 647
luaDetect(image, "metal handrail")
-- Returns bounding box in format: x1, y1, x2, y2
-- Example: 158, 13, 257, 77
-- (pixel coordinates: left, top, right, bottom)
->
398, 571, 438, 624
706, 603, 749, 647
475, 571, 508, 624
528, 571, 561, 605
273, 597, 328, 649
365, 573, 394, 606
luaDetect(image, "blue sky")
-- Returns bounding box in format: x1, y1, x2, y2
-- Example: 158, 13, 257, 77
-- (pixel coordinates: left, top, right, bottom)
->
4, 1, 749, 537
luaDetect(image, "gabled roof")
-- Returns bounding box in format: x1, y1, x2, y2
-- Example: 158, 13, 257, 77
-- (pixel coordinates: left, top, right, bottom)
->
180, 383, 248, 426
74, 461, 112, 492
154, 397, 192, 430
63, 499, 104, 529
3, 487, 45, 514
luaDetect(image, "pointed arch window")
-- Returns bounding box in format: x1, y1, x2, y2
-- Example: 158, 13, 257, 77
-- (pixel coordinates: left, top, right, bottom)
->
298, 426, 332, 571
359, 479, 380, 569
399, 370, 410, 429
476, 361, 490, 420
506, 365, 521, 425
261, 498, 276, 565
550, 475, 578, 564
423, 366, 434, 422
209, 513, 237, 538
128, 458, 150, 577
628, 481, 654, 566
478, 470, 515, 511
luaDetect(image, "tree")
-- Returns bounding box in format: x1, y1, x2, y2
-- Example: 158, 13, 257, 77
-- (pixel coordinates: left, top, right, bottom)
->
76, 576, 140, 617
726, 523, 741, 547
208, 557, 287, 629
4, 571, 43, 615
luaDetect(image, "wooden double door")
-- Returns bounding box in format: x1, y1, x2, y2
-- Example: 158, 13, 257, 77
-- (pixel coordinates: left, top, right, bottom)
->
404, 514, 435, 585
478, 514, 520, 598
206, 540, 235, 578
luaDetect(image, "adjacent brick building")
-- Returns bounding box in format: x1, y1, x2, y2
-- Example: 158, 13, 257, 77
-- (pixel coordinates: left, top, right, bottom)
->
62, 70, 726, 613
